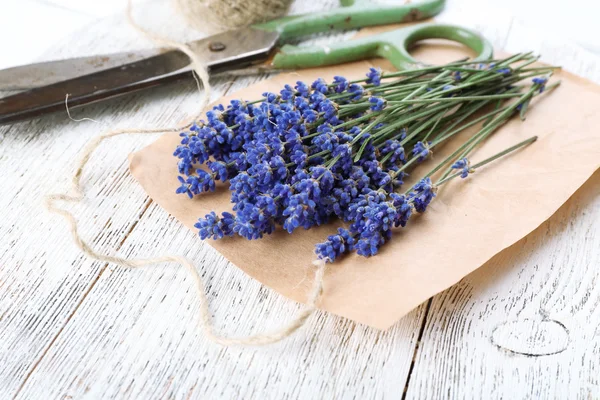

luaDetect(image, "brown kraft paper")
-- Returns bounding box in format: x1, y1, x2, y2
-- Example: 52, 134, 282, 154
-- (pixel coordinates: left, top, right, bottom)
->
129, 34, 600, 330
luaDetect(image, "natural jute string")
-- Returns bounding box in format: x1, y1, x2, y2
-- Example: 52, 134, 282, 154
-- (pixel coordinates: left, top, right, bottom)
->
172, 0, 293, 32
44, 0, 325, 346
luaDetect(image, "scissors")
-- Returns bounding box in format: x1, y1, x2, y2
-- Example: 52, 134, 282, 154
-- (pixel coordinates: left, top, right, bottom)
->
0, 0, 493, 125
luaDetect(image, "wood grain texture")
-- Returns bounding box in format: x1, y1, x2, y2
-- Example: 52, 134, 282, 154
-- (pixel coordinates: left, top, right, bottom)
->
0, 1, 424, 398
406, 10, 600, 400
0, 0, 599, 399
406, 171, 600, 400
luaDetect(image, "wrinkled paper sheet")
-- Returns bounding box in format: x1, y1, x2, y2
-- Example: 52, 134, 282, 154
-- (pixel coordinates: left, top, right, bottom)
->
129, 31, 600, 330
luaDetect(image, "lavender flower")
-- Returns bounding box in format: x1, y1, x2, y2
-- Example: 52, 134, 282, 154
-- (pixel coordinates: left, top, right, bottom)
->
410, 178, 436, 213
451, 158, 472, 178
390, 193, 412, 227
381, 140, 406, 165
194, 211, 235, 240
366, 67, 382, 86
348, 84, 364, 101
173, 57, 555, 262
295, 81, 310, 97
412, 141, 432, 162
532, 76, 548, 93
369, 96, 386, 111
333, 76, 349, 93
315, 228, 355, 262
311, 78, 329, 94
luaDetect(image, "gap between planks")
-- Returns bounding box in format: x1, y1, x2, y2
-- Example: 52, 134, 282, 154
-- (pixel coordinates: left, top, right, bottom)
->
12, 196, 154, 398
16, 11, 517, 395
397, 14, 516, 396
402, 298, 433, 400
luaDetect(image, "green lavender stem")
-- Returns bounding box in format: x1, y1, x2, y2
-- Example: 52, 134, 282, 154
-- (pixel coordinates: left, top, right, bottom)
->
436, 136, 538, 186
438, 81, 560, 181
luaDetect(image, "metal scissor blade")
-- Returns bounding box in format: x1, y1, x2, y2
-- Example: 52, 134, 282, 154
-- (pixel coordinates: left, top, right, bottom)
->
0, 49, 164, 90
0, 27, 280, 124
0, 50, 193, 125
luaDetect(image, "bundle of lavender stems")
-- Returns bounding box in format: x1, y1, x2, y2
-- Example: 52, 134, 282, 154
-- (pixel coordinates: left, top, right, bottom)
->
173, 53, 559, 262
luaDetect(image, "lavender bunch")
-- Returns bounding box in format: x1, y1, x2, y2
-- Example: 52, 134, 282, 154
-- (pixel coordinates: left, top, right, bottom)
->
173, 53, 559, 262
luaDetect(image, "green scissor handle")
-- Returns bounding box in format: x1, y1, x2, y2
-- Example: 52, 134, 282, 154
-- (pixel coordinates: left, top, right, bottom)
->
254, 0, 446, 40
270, 23, 494, 71
252, 0, 492, 71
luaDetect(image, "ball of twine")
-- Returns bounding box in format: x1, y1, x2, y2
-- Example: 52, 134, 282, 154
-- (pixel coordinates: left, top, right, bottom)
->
173, 0, 294, 32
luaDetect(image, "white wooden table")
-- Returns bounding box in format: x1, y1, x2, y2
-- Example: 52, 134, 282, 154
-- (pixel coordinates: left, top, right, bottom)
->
1, 0, 600, 398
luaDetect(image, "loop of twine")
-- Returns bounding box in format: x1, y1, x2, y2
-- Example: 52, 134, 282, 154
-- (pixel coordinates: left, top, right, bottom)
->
43, 0, 325, 346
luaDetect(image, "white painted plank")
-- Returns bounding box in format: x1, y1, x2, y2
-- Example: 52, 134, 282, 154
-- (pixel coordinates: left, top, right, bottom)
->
440, 0, 600, 83
2, 0, 600, 398
42, 0, 152, 18
444, 0, 600, 55
405, 23, 600, 400
0, 2, 238, 396
406, 172, 600, 399
0, 76, 236, 398
0, 0, 422, 398
0, 0, 95, 69
16, 200, 426, 399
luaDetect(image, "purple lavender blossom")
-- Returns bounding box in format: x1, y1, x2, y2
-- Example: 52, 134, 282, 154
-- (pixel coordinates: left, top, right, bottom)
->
315, 228, 355, 262
451, 158, 471, 178
172, 63, 526, 262
412, 141, 431, 162
532, 76, 548, 92
369, 96, 386, 111
409, 177, 436, 213
381, 140, 406, 165
366, 67, 382, 86
194, 211, 235, 240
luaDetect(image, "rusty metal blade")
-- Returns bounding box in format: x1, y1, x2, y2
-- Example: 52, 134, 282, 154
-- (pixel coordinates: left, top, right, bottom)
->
0, 49, 164, 90
0, 27, 279, 125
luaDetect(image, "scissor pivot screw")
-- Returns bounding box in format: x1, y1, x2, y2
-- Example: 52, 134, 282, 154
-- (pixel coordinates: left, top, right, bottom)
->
209, 42, 226, 52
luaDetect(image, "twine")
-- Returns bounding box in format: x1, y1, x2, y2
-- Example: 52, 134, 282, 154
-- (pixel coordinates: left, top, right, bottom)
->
172, 0, 293, 32
44, 0, 325, 346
